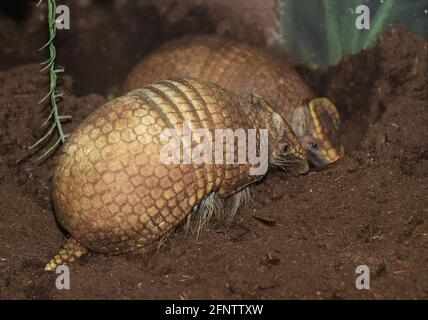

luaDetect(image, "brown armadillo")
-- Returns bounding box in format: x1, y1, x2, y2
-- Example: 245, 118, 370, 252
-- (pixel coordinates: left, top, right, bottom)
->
124, 35, 344, 167
45, 78, 308, 271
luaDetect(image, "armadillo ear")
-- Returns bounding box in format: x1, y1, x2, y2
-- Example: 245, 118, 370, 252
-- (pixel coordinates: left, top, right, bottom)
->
250, 94, 276, 114
270, 111, 297, 141
308, 98, 341, 130
291, 106, 310, 137
271, 111, 286, 128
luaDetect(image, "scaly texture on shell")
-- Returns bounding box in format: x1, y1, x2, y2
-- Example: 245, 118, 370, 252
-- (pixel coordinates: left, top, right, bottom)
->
52, 78, 275, 255
124, 35, 314, 123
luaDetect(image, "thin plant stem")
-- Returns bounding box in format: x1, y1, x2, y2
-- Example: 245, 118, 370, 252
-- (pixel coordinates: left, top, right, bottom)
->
31, 0, 70, 161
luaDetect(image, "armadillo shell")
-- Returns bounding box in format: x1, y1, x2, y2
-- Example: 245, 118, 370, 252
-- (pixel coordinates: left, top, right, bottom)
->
52, 78, 266, 255
124, 35, 314, 122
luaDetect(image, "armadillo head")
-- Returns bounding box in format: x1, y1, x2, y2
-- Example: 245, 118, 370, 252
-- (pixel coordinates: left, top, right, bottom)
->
252, 95, 309, 175
291, 98, 344, 167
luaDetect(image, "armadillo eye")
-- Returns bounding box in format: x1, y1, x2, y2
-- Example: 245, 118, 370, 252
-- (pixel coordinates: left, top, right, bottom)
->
283, 144, 290, 153
309, 142, 319, 150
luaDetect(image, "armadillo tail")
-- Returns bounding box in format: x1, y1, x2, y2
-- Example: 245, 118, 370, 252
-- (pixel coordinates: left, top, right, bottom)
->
44, 237, 88, 272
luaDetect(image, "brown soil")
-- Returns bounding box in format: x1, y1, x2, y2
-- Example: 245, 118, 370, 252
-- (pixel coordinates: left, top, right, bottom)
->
0, 3, 427, 299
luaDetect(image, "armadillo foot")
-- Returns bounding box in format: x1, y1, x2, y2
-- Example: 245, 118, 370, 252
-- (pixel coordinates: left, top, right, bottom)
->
45, 237, 88, 272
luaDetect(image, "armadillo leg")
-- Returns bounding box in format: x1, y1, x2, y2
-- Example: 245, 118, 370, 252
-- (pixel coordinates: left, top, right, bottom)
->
45, 237, 88, 272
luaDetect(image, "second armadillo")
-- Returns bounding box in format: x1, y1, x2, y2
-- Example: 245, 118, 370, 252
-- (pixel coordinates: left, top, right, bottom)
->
124, 35, 344, 167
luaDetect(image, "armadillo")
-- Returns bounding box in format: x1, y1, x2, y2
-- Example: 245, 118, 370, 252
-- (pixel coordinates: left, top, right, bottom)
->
45, 78, 308, 271
124, 35, 344, 167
